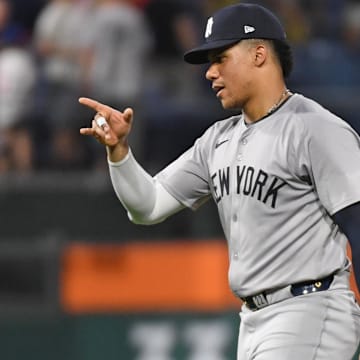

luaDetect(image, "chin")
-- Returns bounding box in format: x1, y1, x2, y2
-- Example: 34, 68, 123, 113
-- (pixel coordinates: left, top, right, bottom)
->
221, 99, 241, 111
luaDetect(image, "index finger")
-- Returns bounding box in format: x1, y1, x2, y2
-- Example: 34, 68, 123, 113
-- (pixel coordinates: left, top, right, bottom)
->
78, 97, 112, 115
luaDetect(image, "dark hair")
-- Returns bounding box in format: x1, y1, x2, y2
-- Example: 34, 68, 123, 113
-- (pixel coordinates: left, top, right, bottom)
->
271, 39, 293, 78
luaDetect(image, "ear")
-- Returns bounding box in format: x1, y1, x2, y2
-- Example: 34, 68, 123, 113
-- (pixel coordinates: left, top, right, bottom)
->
253, 44, 267, 67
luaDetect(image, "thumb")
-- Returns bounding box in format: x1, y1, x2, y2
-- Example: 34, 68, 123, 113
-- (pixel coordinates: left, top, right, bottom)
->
123, 108, 134, 124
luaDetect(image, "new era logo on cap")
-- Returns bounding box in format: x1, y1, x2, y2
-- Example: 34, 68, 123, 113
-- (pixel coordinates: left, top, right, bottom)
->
244, 25, 255, 34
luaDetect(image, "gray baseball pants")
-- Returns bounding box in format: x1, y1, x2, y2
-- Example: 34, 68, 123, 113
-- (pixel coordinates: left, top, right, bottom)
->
237, 271, 360, 359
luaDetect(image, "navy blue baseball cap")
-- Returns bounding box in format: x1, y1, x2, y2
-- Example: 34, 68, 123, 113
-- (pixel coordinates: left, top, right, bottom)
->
184, 3, 286, 64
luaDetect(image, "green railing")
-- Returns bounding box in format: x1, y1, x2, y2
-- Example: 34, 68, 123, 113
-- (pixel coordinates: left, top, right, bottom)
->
0, 313, 358, 360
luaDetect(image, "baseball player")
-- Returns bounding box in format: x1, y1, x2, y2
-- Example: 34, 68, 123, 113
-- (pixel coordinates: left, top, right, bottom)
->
79, 3, 360, 359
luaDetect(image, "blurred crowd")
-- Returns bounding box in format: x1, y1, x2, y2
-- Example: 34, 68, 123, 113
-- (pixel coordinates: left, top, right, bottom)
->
0, 0, 359, 174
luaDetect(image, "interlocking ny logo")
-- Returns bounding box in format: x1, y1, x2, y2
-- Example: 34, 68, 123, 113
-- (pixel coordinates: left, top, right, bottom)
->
244, 25, 255, 34
205, 17, 214, 38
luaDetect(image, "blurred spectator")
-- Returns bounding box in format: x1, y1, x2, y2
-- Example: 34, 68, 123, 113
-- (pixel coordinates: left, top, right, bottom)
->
289, 0, 360, 88
33, 0, 94, 170
83, 0, 152, 166
0, 0, 36, 173
273, 0, 310, 45
0, 0, 29, 47
342, 2, 360, 54
10, 0, 47, 36
300, 0, 346, 41
201, 0, 240, 15
144, 0, 201, 99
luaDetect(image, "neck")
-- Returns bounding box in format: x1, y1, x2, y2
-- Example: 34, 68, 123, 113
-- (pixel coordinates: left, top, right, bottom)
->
243, 84, 291, 124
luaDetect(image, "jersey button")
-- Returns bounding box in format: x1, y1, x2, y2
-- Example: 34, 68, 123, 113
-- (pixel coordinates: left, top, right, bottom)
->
237, 154, 242, 161
232, 214, 238, 222
233, 252, 239, 260
241, 139, 248, 145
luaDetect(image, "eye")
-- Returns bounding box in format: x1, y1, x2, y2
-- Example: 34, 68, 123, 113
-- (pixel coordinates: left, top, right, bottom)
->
210, 54, 225, 64
216, 55, 224, 63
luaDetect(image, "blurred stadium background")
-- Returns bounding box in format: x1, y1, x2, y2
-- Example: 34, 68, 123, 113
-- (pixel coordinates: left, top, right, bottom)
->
0, 0, 359, 359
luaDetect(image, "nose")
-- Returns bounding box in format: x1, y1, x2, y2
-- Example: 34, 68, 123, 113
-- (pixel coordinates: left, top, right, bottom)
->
206, 63, 219, 81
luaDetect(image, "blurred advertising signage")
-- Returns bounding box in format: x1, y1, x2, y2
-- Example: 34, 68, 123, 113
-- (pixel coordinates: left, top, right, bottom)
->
61, 240, 359, 313
61, 240, 240, 313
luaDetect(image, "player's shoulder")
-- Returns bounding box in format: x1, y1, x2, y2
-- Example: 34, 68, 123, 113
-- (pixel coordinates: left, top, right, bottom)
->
192, 114, 242, 155
290, 94, 348, 128
203, 114, 242, 139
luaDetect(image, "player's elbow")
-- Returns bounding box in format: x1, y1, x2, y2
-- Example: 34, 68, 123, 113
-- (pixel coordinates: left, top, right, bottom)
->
127, 211, 166, 225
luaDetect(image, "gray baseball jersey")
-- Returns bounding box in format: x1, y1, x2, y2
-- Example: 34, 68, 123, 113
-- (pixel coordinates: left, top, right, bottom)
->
156, 93, 360, 297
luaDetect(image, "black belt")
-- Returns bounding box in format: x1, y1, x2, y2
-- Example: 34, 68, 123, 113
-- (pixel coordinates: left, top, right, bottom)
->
241, 274, 334, 311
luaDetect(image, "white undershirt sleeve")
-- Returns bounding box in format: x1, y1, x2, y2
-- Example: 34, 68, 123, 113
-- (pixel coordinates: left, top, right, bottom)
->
108, 150, 185, 225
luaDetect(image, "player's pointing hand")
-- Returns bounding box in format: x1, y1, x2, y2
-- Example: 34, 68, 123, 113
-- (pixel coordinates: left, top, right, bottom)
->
79, 97, 134, 161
